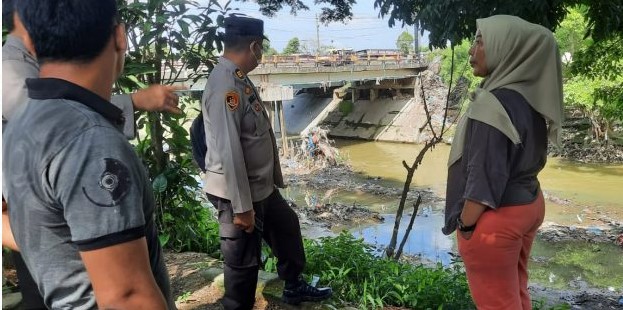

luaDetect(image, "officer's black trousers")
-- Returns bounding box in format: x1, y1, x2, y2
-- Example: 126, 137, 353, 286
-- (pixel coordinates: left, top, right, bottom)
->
207, 189, 305, 310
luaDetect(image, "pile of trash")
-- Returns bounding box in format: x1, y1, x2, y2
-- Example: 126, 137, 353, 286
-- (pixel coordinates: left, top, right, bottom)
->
297, 126, 340, 167
289, 198, 384, 228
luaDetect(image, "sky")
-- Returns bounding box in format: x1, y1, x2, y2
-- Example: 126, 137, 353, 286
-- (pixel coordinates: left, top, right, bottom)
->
219, 0, 430, 53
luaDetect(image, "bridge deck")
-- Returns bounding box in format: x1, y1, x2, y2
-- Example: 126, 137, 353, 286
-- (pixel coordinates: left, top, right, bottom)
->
250, 60, 428, 75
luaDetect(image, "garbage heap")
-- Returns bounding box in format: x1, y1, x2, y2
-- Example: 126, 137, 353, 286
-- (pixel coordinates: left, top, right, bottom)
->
297, 126, 340, 167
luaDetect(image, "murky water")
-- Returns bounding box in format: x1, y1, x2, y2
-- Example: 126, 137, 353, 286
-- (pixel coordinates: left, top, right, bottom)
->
335, 139, 623, 210
530, 240, 623, 290
287, 139, 623, 291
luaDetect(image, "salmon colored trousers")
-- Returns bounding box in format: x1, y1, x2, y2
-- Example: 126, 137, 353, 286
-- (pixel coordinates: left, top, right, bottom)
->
457, 192, 545, 310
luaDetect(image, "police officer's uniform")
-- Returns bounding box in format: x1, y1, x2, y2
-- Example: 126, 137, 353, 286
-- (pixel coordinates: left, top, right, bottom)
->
201, 16, 308, 309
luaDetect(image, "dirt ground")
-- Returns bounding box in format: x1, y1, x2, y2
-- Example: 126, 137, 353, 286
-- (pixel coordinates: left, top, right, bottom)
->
165, 252, 331, 310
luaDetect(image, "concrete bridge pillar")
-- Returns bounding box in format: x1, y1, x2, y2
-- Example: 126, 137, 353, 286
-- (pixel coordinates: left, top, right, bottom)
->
370, 88, 378, 102
277, 100, 289, 156
265, 101, 289, 157
352, 88, 359, 103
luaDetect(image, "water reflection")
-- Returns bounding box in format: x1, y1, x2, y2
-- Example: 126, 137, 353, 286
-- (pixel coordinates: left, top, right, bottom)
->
351, 213, 454, 265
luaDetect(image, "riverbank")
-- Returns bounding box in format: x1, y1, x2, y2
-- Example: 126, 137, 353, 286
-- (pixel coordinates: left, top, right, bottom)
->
548, 120, 623, 163
308, 67, 623, 164
282, 159, 623, 244
280, 160, 623, 308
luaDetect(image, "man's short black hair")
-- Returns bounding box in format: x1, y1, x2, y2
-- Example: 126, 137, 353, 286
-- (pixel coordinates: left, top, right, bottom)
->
2, 0, 16, 32
16, 0, 119, 64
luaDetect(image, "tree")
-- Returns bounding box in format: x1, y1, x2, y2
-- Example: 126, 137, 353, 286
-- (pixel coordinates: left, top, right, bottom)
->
564, 75, 623, 141
435, 39, 479, 87
250, 0, 623, 49
396, 30, 414, 54
282, 37, 301, 55
551, 6, 623, 142
554, 7, 589, 57
117, 0, 227, 253
263, 39, 278, 56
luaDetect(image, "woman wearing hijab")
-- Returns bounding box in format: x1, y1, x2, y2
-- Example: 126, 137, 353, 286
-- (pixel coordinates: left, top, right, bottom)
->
443, 15, 564, 310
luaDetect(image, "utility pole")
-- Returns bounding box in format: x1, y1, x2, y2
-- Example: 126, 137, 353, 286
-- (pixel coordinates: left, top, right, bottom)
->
413, 22, 419, 57
316, 14, 320, 55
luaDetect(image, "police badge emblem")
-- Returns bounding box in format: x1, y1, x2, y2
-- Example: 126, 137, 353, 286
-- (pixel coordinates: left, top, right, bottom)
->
225, 91, 240, 111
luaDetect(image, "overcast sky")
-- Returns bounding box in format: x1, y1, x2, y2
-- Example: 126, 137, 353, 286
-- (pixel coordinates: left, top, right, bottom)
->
218, 0, 430, 53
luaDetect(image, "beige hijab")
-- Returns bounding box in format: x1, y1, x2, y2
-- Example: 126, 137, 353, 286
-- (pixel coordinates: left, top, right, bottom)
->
448, 15, 564, 167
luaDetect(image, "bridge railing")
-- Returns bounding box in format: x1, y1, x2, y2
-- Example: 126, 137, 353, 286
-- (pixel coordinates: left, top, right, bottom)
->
259, 52, 429, 69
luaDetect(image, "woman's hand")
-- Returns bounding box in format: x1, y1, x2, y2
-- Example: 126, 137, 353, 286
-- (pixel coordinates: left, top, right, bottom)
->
459, 199, 488, 240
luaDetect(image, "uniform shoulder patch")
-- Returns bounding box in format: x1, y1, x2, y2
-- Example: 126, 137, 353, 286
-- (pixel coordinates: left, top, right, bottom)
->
244, 86, 253, 95
234, 69, 245, 79
82, 158, 131, 208
225, 90, 240, 111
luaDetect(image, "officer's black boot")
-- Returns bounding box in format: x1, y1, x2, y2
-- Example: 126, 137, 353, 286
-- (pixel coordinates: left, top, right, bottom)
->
282, 276, 332, 305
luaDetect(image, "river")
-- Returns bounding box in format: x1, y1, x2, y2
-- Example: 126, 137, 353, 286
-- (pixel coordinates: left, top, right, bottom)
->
284, 139, 623, 291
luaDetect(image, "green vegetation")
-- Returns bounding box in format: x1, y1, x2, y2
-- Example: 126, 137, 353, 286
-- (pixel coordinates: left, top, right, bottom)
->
117, 0, 227, 253
302, 232, 474, 309
262, 39, 279, 56
530, 241, 623, 290
434, 39, 480, 90
532, 300, 572, 310
260, 232, 579, 309
431, 6, 622, 143
134, 98, 220, 253
396, 30, 414, 55
282, 37, 301, 55
556, 7, 623, 142
338, 100, 354, 115
175, 291, 192, 303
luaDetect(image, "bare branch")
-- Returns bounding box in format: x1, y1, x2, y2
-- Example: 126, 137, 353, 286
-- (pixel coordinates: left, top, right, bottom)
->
440, 46, 455, 136
394, 195, 422, 260
420, 77, 437, 139
386, 46, 458, 259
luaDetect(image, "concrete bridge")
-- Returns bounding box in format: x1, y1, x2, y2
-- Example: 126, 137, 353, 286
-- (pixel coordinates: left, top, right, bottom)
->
184, 59, 428, 94
248, 59, 428, 89
173, 59, 430, 154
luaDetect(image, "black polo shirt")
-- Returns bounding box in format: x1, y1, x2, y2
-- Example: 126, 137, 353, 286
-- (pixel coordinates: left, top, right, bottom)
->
2, 78, 173, 309
443, 88, 548, 235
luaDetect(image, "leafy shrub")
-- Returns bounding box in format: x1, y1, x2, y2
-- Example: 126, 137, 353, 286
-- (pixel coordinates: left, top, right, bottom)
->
301, 232, 474, 309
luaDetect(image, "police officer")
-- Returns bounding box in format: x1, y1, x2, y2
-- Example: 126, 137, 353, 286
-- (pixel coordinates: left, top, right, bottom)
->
201, 15, 332, 309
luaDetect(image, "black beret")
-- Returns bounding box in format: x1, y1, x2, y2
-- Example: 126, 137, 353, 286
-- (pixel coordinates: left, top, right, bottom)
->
224, 14, 268, 41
